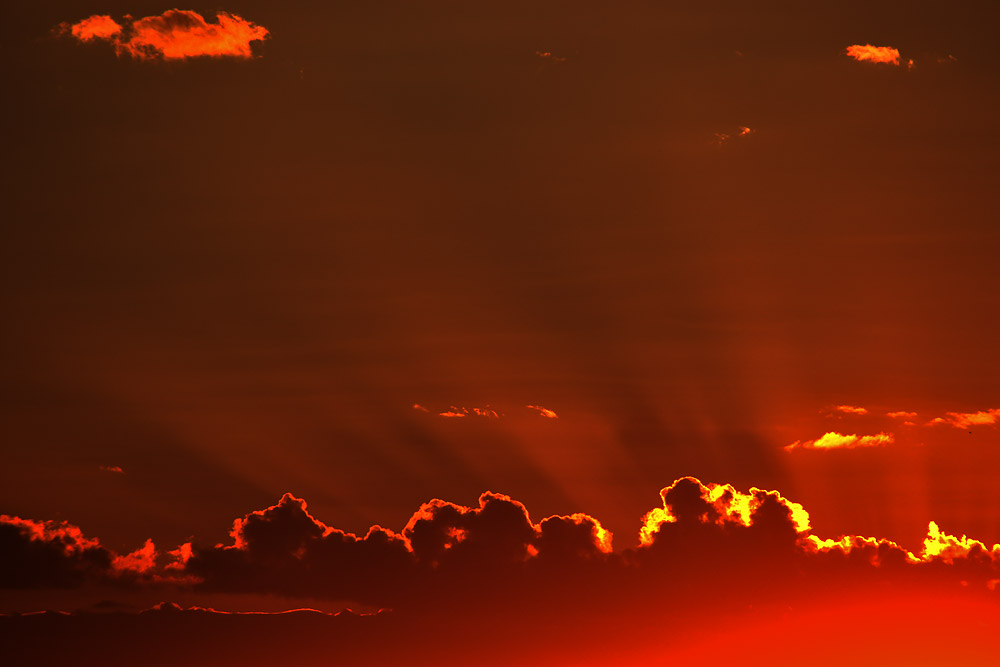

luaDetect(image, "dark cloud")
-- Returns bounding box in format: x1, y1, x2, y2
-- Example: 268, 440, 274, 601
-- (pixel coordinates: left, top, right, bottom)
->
0, 516, 112, 588
5, 479, 1000, 616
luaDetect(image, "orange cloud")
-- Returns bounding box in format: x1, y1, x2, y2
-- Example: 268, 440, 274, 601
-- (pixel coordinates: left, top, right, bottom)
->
436, 406, 500, 418
63, 10, 268, 61
833, 404, 868, 415
846, 44, 901, 65
785, 431, 894, 450
927, 409, 1000, 429
922, 521, 1000, 564
713, 126, 754, 145
112, 539, 157, 574
887, 411, 918, 420
99, 464, 124, 474
68, 15, 122, 41
526, 405, 559, 419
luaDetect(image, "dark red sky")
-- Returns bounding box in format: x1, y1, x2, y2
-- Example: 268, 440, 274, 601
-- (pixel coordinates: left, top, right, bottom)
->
3, 0, 1000, 575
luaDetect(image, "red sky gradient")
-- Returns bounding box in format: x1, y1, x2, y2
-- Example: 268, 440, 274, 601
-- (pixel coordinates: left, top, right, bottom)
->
3, 1, 1000, 664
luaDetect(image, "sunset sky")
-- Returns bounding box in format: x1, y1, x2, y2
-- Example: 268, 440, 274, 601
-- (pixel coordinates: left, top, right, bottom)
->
3, 2, 1000, 664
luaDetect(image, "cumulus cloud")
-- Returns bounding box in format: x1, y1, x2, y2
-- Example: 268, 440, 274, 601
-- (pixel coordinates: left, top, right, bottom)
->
785, 431, 894, 450
0, 515, 112, 588
887, 411, 918, 420
61, 10, 269, 61
7, 477, 1000, 625
846, 44, 901, 65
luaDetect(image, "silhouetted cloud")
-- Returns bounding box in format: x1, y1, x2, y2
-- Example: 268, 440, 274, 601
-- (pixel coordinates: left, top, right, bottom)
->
0, 516, 112, 588
6, 478, 999, 617
61, 10, 268, 60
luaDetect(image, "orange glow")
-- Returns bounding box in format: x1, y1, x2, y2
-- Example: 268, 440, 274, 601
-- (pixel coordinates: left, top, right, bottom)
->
112, 538, 157, 574
846, 44, 901, 65
68, 15, 122, 41
785, 431, 894, 450
98, 464, 124, 473
887, 410, 918, 419
63, 10, 268, 60
526, 405, 559, 419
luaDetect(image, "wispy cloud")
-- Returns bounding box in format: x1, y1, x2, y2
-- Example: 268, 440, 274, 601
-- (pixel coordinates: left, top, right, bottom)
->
785, 431, 894, 451
99, 465, 124, 474
832, 405, 868, 415
713, 126, 754, 145
927, 409, 1000, 429
525, 405, 559, 419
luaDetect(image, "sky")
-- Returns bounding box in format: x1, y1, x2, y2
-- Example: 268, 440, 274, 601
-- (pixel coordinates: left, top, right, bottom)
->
2, 2, 1000, 664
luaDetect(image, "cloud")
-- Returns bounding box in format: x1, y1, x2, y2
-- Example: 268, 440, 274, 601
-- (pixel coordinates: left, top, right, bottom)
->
927, 409, 1000, 429
785, 431, 894, 450
112, 539, 158, 575
62, 10, 269, 61
0, 516, 112, 588
99, 465, 124, 474
535, 51, 567, 63
416, 404, 557, 419
436, 406, 500, 418
832, 404, 868, 415
887, 411, 918, 420
846, 44, 901, 65
713, 126, 754, 145
68, 15, 122, 41
525, 405, 559, 419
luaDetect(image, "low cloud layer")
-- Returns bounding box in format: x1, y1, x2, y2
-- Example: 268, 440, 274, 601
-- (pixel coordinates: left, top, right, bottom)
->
60, 10, 268, 60
3, 477, 999, 619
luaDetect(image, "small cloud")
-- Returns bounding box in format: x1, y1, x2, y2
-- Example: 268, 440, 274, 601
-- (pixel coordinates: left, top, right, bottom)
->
411, 404, 430, 413
785, 431, 894, 451
887, 411, 918, 420
535, 51, 566, 63
526, 405, 559, 419
713, 126, 754, 145
437, 406, 500, 419
60, 10, 268, 61
832, 405, 868, 416
65, 15, 122, 41
99, 465, 124, 474
112, 539, 157, 575
927, 409, 1000, 429
846, 44, 901, 65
